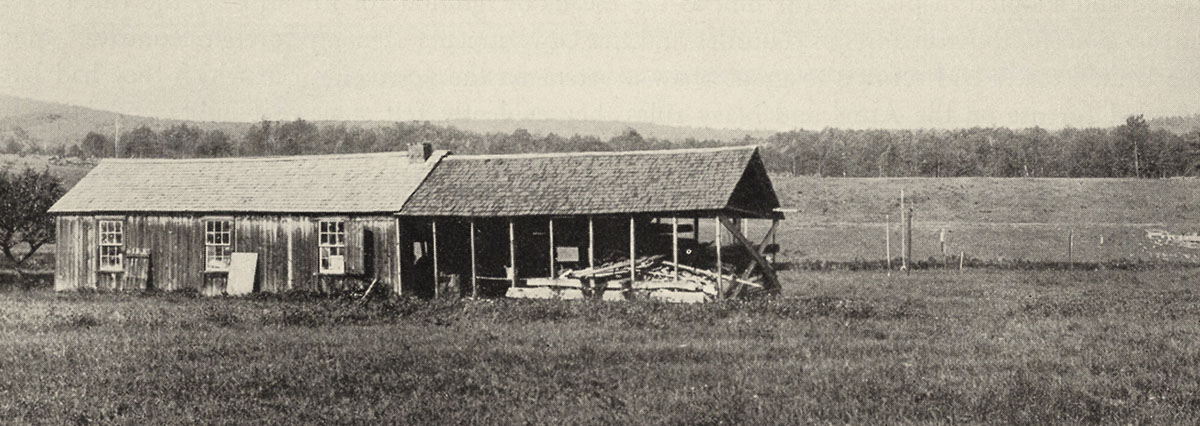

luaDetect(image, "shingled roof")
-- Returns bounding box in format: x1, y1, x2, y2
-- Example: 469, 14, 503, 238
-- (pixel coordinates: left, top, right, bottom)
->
48, 151, 448, 214
398, 145, 781, 218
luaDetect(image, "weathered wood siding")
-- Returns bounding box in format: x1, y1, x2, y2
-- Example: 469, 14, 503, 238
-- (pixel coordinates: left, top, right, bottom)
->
53, 214, 399, 294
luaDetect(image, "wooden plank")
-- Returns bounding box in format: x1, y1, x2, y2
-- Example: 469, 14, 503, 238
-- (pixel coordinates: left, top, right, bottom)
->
226, 252, 257, 295
661, 260, 762, 290
719, 217, 781, 292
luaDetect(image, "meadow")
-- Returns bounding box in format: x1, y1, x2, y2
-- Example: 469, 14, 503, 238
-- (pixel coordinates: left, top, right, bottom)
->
3, 267, 1200, 424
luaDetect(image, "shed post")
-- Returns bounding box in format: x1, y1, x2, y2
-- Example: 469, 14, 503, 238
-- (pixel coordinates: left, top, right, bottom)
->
715, 216, 723, 297
395, 217, 403, 296
629, 216, 636, 286
286, 219, 294, 290
431, 220, 439, 298
469, 219, 477, 298
693, 217, 700, 241
672, 217, 679, 281
509, 219, 517, 288
588, 216, 595, 290
548, 219, 556, 278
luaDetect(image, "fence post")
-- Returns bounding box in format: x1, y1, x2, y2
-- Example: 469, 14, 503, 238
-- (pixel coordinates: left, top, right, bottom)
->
900, 190, 908, 272
904, 206, 913, 275
1068, 228, 1074, 269
885, 214, 891, 276
940, 228, 947, 268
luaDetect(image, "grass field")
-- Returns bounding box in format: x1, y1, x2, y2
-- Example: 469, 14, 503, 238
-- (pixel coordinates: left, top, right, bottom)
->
4, 268, 1200, 424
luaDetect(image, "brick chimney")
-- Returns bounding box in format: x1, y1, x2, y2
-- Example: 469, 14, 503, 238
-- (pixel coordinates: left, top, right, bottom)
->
408, 143, 433, 163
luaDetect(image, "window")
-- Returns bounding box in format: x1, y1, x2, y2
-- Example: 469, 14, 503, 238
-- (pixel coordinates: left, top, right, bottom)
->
319, 219, 346, 274
205, 219, 233, 271
98, 220, 123, 271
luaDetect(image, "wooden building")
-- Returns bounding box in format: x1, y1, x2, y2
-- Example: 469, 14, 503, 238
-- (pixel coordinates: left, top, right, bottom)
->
396, 145, 784, 297
49, 144, 784, 297
48, 145, 446, 294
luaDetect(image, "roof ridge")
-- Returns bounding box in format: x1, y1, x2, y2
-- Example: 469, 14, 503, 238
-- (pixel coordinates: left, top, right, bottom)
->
445, 145, 758, 160
98, 150, 412, 164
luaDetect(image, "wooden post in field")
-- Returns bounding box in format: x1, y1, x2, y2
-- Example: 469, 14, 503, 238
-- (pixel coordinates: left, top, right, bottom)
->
940, 228, 947, 268
1068, 228, 1074, 269
885, 214, 891, 275
959, 251, 964, 272
900, 190, 907, 272
469, 220, 477, 298
905, 208, 913, 274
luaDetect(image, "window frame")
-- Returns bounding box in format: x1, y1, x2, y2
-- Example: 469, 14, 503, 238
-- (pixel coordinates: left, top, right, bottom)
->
203, 217, 235, 272
97, 219, 124, 272
318, 218, 347, 275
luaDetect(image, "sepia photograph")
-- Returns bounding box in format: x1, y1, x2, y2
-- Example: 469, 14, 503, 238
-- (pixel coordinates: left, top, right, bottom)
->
2, 1, 1199, 424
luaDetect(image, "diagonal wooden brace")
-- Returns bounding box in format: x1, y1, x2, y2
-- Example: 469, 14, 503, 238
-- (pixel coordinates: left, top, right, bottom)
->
719, 216, 781, 293
740, 219, 779, 279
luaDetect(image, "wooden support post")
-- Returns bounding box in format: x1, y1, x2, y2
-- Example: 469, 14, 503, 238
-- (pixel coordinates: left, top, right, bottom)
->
431, 220, 439, 298
588, 216, 596, 291
509, 219, 517, 288
287, 220, 294, 290
739, 220, 779, 279
395, 219, 403, 296
719, 216, 781, 292
715, 217, 722, 297
672, 217, 679, 281
548, 219, 556, 278
469, 220, 477, 298
693, 217, 700, 241
629, 216, 636, 286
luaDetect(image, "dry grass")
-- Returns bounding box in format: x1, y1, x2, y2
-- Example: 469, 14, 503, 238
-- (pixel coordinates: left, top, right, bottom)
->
3, 269, 1199, 424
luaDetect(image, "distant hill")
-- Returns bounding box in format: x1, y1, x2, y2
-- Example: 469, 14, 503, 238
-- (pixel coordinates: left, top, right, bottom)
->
0, 95, 776, 148
0, 95, 249, 149
1148, 114, 1200, 135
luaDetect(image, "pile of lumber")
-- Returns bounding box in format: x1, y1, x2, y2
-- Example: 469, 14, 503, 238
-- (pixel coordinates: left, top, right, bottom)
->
530, 256, 766, 303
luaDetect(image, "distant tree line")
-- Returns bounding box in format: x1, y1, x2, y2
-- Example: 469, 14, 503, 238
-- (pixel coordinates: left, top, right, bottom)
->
14, 114, 1200, 178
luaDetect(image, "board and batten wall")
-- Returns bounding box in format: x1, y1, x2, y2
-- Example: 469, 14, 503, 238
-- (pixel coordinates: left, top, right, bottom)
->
54, 214, 399, 294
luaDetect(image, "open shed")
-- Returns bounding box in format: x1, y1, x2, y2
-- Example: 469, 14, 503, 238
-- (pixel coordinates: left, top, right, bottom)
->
396, 145, 784, 299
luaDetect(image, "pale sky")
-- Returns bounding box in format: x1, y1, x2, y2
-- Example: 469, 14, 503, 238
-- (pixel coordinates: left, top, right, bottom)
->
2, 1, 1198, 130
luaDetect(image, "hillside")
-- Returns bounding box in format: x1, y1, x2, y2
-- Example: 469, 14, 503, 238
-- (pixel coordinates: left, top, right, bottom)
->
0, 95, 775, 148
0, 96, 249, 149
775, 176, 1200, 225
